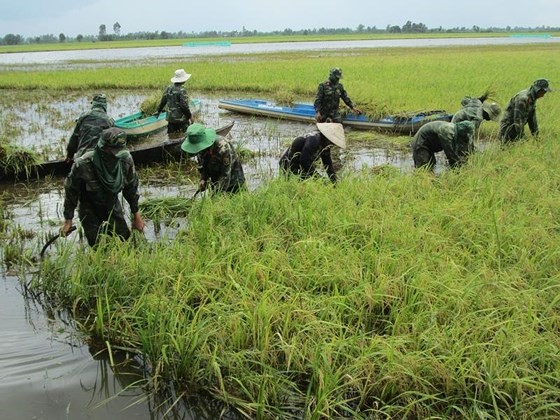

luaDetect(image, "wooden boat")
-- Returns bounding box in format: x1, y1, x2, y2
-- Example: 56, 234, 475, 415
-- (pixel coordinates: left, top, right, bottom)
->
218, 99, 453, 134
115, 99, 202, 139
0, 121, 234, 181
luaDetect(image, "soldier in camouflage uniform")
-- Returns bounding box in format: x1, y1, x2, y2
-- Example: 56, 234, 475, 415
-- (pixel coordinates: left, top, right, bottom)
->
61, 127, 145, 247
411, 120, 475, 171
156, 69, 193, 136
181, 123, 245, 194
66, 93, 115, 162
314, 68, 362, 123
499, 79, 552, 144
452, 95, 501, 132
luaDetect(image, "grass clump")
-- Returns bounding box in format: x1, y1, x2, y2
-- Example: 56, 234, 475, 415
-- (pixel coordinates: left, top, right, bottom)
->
139, 92, 162, 116
0, 142, 40, 178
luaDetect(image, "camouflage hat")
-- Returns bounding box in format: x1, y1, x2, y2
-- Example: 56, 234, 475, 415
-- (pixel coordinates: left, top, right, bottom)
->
482, 102, 502, 122
98, 127, 127, 148
329, 67, 342, 78
91, 93, 107, 110
532, 79, 551, 93
454, 120, 475, 139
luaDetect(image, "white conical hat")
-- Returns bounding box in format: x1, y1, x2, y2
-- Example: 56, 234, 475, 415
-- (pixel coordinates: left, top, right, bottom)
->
317, 123, 346, 149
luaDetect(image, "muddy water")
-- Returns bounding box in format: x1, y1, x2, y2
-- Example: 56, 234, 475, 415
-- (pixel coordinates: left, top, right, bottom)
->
1, 91, 435, 418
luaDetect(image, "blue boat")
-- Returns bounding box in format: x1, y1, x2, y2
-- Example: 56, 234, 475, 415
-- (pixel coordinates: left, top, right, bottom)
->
218, 99, 453, 134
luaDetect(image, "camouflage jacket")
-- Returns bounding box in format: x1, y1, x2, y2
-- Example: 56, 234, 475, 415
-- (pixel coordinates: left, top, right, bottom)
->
499, 86, 539, 139
411, 121, 472, 168
451, 97, 484, 130
197, 137, 245, 192
63, 149, 140, 220
67, 107, 115, 159
157, 84, 192, 124
313, 80, 354, 119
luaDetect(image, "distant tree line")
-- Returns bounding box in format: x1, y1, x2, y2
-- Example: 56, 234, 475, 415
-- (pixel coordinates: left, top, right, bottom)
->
1, 21, 558, 45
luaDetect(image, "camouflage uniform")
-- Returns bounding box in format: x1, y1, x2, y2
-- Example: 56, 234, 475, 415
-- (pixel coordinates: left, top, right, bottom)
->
452, 97, 485, 130
197, 136, 245, 193
314, 68, 357, 123
499, 79, 551, 143
411, 121, 475, 170
63, 148, 140, 247
157, 84, 192, 134
279, 131, 337, 183
67, 94, 114, 160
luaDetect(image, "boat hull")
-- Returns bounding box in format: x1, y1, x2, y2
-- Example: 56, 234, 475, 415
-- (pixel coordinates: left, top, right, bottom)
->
0, 122, 234, 181
218, 99, 452, 134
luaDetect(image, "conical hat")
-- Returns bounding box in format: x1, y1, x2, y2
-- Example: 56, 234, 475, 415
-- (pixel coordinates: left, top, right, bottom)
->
317, 123, 346, 149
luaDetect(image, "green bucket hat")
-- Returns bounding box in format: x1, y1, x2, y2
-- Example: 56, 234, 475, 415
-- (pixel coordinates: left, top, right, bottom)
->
181, 123, 217, 154
98, 127, 127, 148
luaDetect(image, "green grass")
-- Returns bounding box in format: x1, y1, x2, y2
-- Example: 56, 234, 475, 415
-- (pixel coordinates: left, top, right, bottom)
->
1, 43, 557, 117
7, 42, 560, 418
36, 134, 560, 418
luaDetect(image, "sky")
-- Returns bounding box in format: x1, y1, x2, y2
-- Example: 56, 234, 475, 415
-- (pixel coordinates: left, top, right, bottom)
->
1, 0, 557, 38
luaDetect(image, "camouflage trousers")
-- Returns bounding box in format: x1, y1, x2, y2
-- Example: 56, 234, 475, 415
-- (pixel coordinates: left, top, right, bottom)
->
78, 201, 130, 247
498, 123, 524, 144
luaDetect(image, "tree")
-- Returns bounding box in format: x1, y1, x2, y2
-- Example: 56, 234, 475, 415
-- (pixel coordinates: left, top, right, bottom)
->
98, 24, 107, 40
3, 34, 23, 45
113, 22, 121, 36
76, 34, 83, 42
59, 33, 66, 43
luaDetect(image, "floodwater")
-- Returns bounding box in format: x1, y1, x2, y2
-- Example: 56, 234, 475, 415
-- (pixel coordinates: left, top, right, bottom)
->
0, 39, 483, 417
1, 36, 558, 66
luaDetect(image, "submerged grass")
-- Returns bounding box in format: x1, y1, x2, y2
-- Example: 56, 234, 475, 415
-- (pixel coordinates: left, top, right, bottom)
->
36, 130, 560, 418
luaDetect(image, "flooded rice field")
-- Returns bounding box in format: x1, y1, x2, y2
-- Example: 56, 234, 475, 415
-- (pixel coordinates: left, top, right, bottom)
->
0, 90, 428, 418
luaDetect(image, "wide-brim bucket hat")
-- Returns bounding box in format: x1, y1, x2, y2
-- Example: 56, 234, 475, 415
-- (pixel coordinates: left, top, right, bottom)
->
482, 101, 502, 122
171, 69, 192, 83
317, 122, 346, 149
181, 123, 217, 154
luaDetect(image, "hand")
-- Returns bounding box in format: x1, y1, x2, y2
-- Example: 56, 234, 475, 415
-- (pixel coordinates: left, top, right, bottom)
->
64, 156, 73, 164
353, 108, 362, 115
61, 219, 74, 237
132, 212, 145, 232
315, 111, 322, 122
198, 179, 207, 192
152, 112, 160, 118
